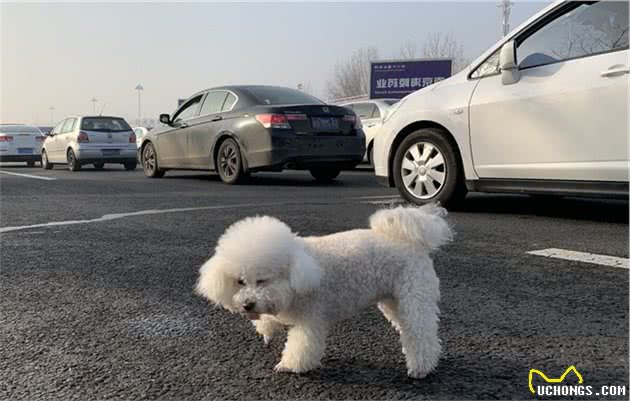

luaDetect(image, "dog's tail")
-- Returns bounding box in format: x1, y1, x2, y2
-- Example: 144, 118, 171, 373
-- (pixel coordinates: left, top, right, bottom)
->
369, 204, 453, 252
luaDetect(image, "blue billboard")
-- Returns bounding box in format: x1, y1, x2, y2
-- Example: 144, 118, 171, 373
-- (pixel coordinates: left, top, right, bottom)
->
370, 59, 452, 99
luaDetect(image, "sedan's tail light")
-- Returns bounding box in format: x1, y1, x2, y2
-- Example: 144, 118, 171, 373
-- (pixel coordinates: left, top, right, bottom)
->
36, 136, 46, 142
255, 114, 291, 129
0, 135, 14, 142
129, 133, 136, 144
343, 114, 362, 129
77, 131, 89, 143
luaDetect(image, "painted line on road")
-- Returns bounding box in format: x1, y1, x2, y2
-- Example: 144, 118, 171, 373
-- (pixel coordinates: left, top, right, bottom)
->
0, 170, 56, 181
527, 248, 629, 269
0, 202, 288, 234
353, 195, 401, 200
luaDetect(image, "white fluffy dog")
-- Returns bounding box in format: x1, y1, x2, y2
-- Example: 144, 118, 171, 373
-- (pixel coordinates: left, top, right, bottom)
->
196, 204, 452, 378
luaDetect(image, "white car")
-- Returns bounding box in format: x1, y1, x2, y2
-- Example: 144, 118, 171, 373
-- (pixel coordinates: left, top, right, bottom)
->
341, 99, 398, 165
374, 0, 629, 206
42, 116, 138, 171
0, 124, 46, 167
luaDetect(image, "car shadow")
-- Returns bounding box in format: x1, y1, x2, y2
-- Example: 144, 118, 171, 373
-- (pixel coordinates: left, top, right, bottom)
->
455, 193, 628, 224
163, 172, 351, 187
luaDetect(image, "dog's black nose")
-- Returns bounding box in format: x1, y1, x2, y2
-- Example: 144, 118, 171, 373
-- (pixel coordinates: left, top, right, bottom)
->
243, 302, 256, 311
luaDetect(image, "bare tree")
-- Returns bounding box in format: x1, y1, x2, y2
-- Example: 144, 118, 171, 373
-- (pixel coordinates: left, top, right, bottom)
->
400, 32, 470, 74
326, 46, 379, 99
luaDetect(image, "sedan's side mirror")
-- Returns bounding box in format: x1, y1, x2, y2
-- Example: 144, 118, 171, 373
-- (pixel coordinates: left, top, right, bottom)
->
159, 114, 171, 125
500, 40, 520, 85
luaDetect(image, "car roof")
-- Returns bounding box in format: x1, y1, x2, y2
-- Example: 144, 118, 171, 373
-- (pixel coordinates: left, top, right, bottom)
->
189, 84, 300, 98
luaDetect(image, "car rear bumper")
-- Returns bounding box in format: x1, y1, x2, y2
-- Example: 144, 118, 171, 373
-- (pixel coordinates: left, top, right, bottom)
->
246, 135, 365, 171
0, 155, 42, 162
75, 148, 137, 163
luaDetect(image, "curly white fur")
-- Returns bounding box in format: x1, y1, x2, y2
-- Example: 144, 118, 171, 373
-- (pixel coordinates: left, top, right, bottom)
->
196, 204, 452, 378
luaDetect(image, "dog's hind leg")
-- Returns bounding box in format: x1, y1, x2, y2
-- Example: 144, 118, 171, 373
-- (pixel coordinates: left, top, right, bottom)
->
395, 262, 441, 379
378, 298, 401, 333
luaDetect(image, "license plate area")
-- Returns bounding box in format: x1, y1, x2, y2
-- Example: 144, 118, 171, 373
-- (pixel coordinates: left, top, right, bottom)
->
297, 138, 348, 155
17, 148, 33, 154
101, 149, 120, 156
310, 117, 339, 131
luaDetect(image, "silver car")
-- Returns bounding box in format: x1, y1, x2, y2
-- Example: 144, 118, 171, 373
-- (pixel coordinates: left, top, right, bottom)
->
42, 116, 138, 171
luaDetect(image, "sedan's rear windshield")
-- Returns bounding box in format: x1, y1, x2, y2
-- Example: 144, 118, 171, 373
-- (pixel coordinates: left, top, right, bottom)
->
247, 87, 324, 106
81, 117, 132, 132
0, 125, 42, 134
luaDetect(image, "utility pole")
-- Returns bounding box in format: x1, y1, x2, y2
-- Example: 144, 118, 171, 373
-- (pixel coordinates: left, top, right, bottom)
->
135, 84, 144, 126
498, 0, 513, 37
91, 97, 98, 114
49, 106, 55, 126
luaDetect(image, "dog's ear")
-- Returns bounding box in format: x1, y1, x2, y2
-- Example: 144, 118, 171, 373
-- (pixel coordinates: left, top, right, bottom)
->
289, 247, 321, 294
195, 255, 237, 311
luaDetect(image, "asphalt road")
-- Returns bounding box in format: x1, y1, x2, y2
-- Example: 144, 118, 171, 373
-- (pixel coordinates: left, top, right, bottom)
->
1, 164, 628, 400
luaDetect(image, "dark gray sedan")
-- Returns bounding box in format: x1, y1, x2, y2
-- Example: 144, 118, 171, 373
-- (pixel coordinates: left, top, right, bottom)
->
141, 85, 365, 183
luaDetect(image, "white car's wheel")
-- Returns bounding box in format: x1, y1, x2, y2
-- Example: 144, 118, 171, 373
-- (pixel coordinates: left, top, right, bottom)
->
393, 128, 466, 207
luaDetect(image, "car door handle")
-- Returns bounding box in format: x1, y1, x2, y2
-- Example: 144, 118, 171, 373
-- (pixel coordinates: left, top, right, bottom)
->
211, 116, 223, 122
601, 66, 629, 77
179, 123, 189, 128
366, 124, 377, 128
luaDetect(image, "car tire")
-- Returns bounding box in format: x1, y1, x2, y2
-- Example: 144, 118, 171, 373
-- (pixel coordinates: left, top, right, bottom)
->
217, 138, 247, 184
368, 145, 374, 168
67, 149, 81, 171
142, 142, 165, 178
124, 162, 137, 171
41, 150, 53, 170
393, 128, 466, 208
309, 167, 341, 182
26, 161, 36, 167
94, 163, 105, 170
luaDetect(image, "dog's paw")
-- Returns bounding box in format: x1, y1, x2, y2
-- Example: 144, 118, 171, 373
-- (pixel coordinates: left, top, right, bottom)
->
407, 369, 431, 379
263, 335, 273, 346
273, 362, 293, 373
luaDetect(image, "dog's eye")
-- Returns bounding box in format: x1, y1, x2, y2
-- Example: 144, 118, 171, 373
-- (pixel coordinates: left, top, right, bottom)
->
256, 280, 266, 285
237, 279, 245, 286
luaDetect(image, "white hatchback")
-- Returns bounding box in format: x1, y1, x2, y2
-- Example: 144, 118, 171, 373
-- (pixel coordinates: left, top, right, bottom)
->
0, 124, 46, 167
42, 116, 137, 171
374, 0, 629, 206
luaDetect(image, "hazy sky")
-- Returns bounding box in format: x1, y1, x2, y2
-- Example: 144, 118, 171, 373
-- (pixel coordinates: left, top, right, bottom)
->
1, 1, 547, 126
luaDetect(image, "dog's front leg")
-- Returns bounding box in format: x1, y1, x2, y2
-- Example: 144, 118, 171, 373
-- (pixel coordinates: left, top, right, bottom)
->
253, 315, 283, 346
274, 321, 328, 374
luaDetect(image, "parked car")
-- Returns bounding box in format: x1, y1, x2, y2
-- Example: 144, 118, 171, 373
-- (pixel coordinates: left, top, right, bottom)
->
133, 126, 150, 161
340, 99, 398, 165
374, 0, 629, 206
0, 124, 46, 166
140, 85, 365, 183
41, 116, 137, 171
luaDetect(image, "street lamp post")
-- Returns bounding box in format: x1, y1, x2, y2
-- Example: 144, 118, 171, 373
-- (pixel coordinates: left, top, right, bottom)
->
49, 106, 55, 126
91, 97, 98, 114
135, 84, 144, 126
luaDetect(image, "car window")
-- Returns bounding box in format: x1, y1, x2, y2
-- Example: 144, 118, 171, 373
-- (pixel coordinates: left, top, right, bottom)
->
353, 103, 376, 119
51, 120, 65, 135
173, 96, 203, 122
517, 1, 629, 69
247, 86, 324, 105
371, 106, 381, 119
221, 92, 237, 112
199, 91, 228, 116
81, 117, 131, 132
61, 118, 76, 133
470, 48, 501, 79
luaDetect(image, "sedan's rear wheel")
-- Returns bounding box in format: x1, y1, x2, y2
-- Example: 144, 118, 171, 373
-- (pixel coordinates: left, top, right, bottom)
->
67, 149, 81, 171
124, 162, 137, 171
393, 128, 466, 207
26, 161, 35, 167
94, 163, 104, 170
41, 150, 53, 170
142, 142, 165, 178
217, 138, 247, 184
309, 167, 341, 182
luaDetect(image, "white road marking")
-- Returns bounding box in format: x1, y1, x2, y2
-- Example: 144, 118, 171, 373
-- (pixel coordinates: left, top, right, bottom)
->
0, 202, 286, 234
0, 170, 56, 181
527, 248, 629, 269
354, 195, 401, 200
